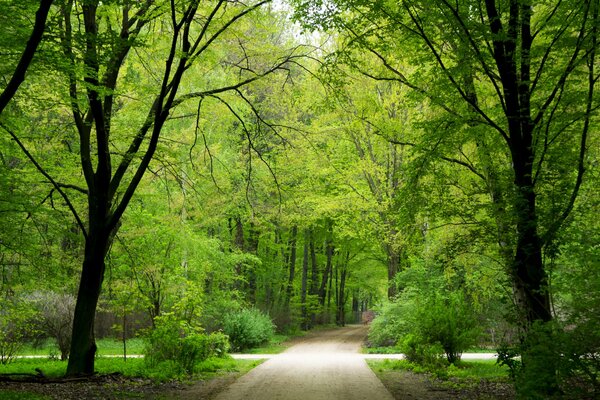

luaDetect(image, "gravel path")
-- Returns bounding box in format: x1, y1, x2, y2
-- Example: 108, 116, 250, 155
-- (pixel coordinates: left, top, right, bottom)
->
214, 325, 395, 400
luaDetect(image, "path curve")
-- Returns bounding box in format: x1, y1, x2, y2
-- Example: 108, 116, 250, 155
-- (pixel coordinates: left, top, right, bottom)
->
214, 325, 394, 400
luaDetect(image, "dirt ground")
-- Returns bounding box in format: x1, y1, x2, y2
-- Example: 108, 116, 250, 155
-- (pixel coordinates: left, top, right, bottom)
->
0, 325, 514, 399
208, 325, 394, 400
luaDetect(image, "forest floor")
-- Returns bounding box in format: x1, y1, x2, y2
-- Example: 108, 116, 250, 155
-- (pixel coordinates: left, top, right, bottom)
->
0, 325, 514, 399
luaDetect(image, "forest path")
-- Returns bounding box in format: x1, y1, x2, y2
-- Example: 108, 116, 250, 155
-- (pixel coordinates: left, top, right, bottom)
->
213, 324, 394, 400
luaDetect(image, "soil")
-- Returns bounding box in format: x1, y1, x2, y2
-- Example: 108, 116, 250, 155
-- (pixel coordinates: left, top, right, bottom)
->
0, 325, 515, 399
374, 369, 515, 400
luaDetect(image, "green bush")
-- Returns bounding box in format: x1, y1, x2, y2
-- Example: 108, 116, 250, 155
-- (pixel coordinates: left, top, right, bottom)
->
223, 308, 275, 352
0, 299, 38, 364
144, 313, 230, 374
416, 292, 480, 364
498, 320, 600, 399
369, 290, 479, 366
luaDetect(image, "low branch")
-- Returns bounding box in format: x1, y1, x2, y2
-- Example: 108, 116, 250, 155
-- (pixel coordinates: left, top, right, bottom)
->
0, 0, 54, 115
0, 122, 87, 238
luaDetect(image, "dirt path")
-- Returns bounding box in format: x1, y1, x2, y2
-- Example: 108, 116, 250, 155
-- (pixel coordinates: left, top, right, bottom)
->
213, 325, 394, 400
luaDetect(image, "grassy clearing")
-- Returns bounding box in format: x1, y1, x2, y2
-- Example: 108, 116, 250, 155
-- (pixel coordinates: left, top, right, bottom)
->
0, 356, 261, 382
17, 338, 146, 357
368, 358, 509, 382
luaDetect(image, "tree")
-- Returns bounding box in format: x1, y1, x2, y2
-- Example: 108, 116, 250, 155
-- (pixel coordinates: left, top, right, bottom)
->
292, 0, 598, 394
1, 0, 302, 375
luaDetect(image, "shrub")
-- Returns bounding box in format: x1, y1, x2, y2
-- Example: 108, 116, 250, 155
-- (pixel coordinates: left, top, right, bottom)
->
222, 308, 275, 352
400, 333, 448, 373
498, 320, 600, 399
144, 313, 230, 375
368, 290, 480, 366
416, 292, 480, 364
0, 299, 38, 364
27, 291, 75, 361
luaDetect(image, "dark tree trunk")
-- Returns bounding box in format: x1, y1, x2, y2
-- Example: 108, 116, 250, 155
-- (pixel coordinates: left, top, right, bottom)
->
511, 151, 551, 323
246, 221, 258, 302
385, 243, 400, 299
309, 229, 318, 325
336, 251, 349, 326
300, 228, 309, 330
319, 232, 334, 306
66, 226, 110, 375
284, 225, 297, 309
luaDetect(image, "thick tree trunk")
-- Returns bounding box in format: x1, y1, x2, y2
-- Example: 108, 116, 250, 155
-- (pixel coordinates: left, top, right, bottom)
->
512, 163, 551, 323
66, 231, 109, 376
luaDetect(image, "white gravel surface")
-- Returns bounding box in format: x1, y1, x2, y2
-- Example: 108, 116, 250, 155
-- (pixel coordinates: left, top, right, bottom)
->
215, 325, 395, 400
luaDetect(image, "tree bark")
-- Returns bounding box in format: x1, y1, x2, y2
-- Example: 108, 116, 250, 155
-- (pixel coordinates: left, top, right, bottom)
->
284, 225, 297, 309
319, 227, 334, 306
385, 242, 400, 299
66, 222, 110, 375
300, 228, 309, 330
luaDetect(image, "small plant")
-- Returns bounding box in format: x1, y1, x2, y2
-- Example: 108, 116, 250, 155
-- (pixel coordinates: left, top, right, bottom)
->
222, 308, 275, 352
144, 313, 230, 375
0, 299, 38, 364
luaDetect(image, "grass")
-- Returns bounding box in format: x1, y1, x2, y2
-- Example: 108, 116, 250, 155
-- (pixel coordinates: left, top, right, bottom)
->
0, 390, 50, 400
17, 338, 145, 357
362, 346, 403, 354
243, 334, 292, 354
367, 358, 509, 382
0, 355, 262, 382
364, 345, 499, 354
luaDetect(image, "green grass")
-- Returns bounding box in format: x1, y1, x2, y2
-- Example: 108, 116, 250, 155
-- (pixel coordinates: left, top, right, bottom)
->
447, 359, 509, 380
0, 355, 261, 382
0, 390, 50, 400
367, 358, 509, 381
244, 334, 292, 354
0, 358, 66, 378
17, 338, 146, 357
362, 346, 403, 354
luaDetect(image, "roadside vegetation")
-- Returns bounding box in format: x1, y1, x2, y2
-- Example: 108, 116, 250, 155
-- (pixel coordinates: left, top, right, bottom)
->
0, 0, 598, 398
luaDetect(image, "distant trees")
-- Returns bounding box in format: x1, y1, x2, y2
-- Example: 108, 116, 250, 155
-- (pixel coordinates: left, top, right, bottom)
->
292, 0, 599, 396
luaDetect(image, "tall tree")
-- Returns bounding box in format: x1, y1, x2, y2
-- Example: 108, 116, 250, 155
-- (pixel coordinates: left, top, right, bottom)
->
2, 0, 303, 375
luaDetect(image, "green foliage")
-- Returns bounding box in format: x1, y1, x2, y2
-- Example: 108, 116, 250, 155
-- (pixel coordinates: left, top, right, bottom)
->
222, 308, 275, 352
369, 266, 481, 367
498, 320, 600, 399
415, 292, 481, 365
0, 298, 38, 364
143, 313, 230, 375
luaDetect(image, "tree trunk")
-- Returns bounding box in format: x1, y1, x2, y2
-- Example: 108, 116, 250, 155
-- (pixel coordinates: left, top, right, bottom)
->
319, 234, 333, 306
300, 228, 309, 330
336, 251, 349, 326
511, 159, 551, 324
284, 225, 297, 309
309, 230, 318, 325
66, 229, 110, 376
319, 221, 334, 306
385, 243, 400, 299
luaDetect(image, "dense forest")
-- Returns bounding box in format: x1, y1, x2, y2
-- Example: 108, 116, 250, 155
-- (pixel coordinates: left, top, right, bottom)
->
0, 0, 598, 398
